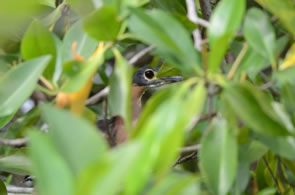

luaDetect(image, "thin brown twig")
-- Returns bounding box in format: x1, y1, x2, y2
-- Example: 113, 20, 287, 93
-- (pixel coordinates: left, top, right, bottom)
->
199, 0, 212, 20
259, 72, 280, 98
0, 137, 27, 148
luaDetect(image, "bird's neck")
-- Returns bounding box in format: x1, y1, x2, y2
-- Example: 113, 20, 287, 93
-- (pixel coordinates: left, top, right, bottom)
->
131, 85, 146, 126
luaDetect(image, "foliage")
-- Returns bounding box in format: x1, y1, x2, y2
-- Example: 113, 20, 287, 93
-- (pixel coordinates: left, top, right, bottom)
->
1, 0, 295, 194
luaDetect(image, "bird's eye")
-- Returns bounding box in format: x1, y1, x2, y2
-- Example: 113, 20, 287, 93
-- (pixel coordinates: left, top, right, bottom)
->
144, 70, 154, 79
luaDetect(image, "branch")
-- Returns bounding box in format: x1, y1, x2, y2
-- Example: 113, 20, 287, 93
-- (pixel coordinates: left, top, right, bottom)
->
128, 45, 155, 65
174, 152, 198, 166
199, 0, 212, 20
180, 144, 200, 153
262, 157, 283, 194
86, 87, 109, 105
186, 0, 209, 51
6, 185, 34, 194
0, 137, 27, 148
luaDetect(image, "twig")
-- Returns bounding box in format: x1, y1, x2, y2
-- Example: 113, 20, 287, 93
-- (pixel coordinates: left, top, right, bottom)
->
128, 46, 155, 65
39, 76, 55, 91
6, 185, 34, 194
86, 87, 109, 105
186, 0, 205, 51
227, 43, 249, 80
180, 144, 200, 153
187, 111, 217, 131
199, 0, 212, 20
0, 137, 27, 148
262, 157, 283, 194
259, 72, 280, 97
174, 152, 198, 166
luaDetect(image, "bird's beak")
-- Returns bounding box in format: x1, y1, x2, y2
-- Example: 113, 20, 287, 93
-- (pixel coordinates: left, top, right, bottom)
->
147, 76, 183, 87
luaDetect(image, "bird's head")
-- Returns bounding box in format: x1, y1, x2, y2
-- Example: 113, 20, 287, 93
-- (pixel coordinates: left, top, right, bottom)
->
132, 67, 183, 88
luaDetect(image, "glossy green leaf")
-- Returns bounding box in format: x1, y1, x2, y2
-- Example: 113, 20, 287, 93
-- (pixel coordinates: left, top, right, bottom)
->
29, 131, 74, 195
128, 8, 202, 76
41, 104, 107, 175
0, 178, 7, 195
62, 20, 98, 62
256, 0, 295, 37
83, 6, 121, 41
208, 0, 245, 73
21, 20, 56, 79
223, 82, 293, 136
61, 51, 104, 93
0, 56, 51, 117
244, 8, 276, 65
147, 172, 200, 195
200, 118, 238, 195
0, 154, 31, 175
108, 49, 132, 130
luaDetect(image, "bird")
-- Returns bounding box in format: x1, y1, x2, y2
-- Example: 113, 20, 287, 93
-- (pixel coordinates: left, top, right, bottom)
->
97, 66, 183, 146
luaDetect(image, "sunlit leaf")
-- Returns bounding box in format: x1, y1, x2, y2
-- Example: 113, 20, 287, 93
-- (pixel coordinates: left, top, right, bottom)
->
244, 8, 276, 66
208, 0, 245, 73
0, 56, 51, 117
21, 20, 57, 79
256, 0, 295, 37
83, 6, 121, 41
200, 118, 238, 195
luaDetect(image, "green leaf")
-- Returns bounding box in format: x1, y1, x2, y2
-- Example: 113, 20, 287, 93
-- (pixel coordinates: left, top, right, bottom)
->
108, 49, 132, 130
246, 140, 268, 163
62, 20, 98, 62
39, 0, 56, 7
41, 104, 107, 175
76, 142, 140, 195
254, 134, 295, 160
157, 63, 181, 77
223, 82, 293, 136
0, 154, 31, 175
207, 0, 245, 73
127, 82, 206, 194
0, 113, 15, 129
150, 0, 186, 14
244, 8, 276, 66
256, 0, 295, 37
0, 178, 7, 195
21, 20, 56, 79
83, 6, 121, 41
67, 0, 100, 16
237, 46, 269, 80
0, 56, 51, 117
199, 118, 238, 195
29, 131, 74, 195
146, 172, 200, 195
61, 51, 104, 93
128, 8, 202, 76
